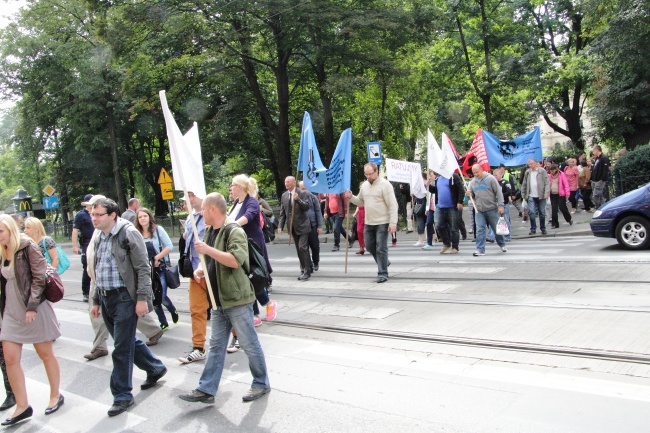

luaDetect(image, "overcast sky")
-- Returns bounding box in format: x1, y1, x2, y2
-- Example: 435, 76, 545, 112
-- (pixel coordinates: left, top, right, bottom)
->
1, 0, 25, 28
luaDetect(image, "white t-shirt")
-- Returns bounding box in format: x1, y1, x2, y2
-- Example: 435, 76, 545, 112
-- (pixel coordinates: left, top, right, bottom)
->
529, 171, 539, 198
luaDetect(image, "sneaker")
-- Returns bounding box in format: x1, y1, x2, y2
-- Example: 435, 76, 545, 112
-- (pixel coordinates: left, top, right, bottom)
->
571, 210, 576, 214
422, 244, 435, 250
391, 240, 397, 247
501, 246, 507, 252
227, 337, 241, 353
529, 231, 536, 235
265, 300, 277, 322
254, 315, 262, 327
160, 324, 169, 331
242, 387, 271, 402
171, 310, 179, 324
473, 251, 485, 256
178, 349, 206, 364
541, 230, 547, 235
179, 389, 215, 404
440, 246, 450, 254
413, 241, 424, 247
468, 229, 473, 234
332, 245, 340, 252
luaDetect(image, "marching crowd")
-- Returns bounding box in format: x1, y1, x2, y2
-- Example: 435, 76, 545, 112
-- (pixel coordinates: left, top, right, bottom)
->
0, 146, 611, 424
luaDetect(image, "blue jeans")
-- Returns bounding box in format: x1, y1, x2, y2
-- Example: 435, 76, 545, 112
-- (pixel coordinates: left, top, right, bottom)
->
475, 208, 506, 253
527, 197, 547, 232
503, 203, 511, 240
425, 210, 435, 245
364, 224, 389, 278
100, 288, 165, 403
436, 207, 460, 249
333, 214, 348, 247
197, 303, 269, 396
154, 266, 178, 327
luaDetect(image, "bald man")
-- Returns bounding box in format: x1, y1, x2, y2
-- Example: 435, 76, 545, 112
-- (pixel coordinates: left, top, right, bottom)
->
467, 164, 506, 257
278, 176, 313, 280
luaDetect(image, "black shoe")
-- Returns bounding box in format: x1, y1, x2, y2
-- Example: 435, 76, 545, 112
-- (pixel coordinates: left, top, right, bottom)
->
179, 389, 215, 404
528, 231, 536, 235
45, 394, 64, 415
486, 238, 495, 243
171, 310, 179, 324
375, 277, 388, 283
141, 367, 167, 390
0, 394, 15, 411
332, 246, 340, 252
569, 220, 573, 225
1, 406, 32, 425
83, 295, 89, 302
107, 400, 133, 417
313, 263, 319, 271
298, 273, 311, 281
310, 266, 314, 273
541, 230, 547, 235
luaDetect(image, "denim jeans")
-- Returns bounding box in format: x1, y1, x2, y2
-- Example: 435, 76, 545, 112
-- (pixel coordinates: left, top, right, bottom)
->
197, 303, 269, 396
475, 208, 506, 253
436, 207, 460, 249
364, 224, 389, 278
154, 265, 178, 327
333, 214, 348, 247
101, 288, 166, 403
527, 197, 547, 232
503, 203, 512, 240
425, 209, 435, 245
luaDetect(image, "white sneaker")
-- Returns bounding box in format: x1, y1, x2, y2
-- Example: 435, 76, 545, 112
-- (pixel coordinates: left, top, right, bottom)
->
226, 337, 240, 354
413, 241, 424, 247
178, 349, 206, 364
501, 246, 507, 253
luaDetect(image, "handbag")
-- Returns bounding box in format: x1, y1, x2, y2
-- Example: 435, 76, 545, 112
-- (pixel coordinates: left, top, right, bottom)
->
496, 216, 510, 236
179, 215, 201, 278
164, 264, 181, 289
44, 264, 64, 303
413, 201, 425, 216
42, 238, 70, 275
154, 227, 181, 288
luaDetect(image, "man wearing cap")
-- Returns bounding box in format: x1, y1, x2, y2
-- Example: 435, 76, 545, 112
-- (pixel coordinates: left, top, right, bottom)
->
72, 194, 97, 302
178, 191, 209, 364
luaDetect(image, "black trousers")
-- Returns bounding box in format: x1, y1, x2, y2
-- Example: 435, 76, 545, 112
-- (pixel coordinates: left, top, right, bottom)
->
550, 194, 572, 227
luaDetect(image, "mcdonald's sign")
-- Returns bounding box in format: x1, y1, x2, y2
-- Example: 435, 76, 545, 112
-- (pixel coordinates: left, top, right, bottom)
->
16, 199, 32, 211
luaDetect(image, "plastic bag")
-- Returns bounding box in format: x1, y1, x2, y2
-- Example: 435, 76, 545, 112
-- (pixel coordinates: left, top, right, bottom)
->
496, 216, 509, 236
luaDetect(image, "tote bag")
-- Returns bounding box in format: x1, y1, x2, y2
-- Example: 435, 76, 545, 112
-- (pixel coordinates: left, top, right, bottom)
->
42, 239, 71, 275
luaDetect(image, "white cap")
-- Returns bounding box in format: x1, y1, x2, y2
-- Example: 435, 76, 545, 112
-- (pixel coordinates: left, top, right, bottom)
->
82, 194, 107, 206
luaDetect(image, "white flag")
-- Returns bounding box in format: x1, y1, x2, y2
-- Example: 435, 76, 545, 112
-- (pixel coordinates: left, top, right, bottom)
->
438, 133, 461, 179
159, 90, 206, 198
427, 128, 443, 173
410, 168, 426, 199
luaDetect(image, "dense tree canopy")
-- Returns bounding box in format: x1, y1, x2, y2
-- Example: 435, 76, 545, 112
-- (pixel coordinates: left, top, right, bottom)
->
0, 0, 645, 217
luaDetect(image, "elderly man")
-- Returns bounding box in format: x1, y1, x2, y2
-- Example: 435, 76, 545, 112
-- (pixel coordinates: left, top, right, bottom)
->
89, 198, 167, 417
278, 176, 312, 281
120, 198, 140, 223
345, 163, 398, 283
521, 158, 551, 235
179, 193, 270, 404
299, 181, 323, 271
467, 164, 507, 256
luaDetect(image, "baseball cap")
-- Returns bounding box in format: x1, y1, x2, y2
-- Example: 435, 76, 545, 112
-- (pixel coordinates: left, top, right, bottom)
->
82, 194, 107, 206
182, 191, 204, 200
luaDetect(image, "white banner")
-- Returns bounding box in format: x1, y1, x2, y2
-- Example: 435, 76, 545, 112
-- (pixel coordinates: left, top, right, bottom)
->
385, 158, 423, 184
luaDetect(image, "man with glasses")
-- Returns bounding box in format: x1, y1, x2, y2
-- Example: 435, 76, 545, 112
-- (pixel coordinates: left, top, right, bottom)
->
345, 163, 398, 283
89, 198, 167, 417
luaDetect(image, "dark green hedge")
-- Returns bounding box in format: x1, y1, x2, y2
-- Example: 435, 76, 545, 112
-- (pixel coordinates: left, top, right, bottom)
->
611, 144, 650, 195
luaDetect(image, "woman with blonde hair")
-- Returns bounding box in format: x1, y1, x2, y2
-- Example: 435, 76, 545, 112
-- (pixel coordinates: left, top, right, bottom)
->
227, 174, 276, 352
23, 217, 59, 271
0, 215, 63, 425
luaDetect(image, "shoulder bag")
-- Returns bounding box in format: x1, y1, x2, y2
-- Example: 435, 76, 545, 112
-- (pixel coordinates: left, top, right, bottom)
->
155, 227, 181, 289
42, 238, 71, 275
44, 264, 65, 303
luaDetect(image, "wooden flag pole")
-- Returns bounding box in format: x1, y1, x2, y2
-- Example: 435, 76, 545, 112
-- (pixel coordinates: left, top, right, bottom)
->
344, 199, 350, 274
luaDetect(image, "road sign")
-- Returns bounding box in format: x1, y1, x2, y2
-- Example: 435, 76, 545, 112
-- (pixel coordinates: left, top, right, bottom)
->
158, 168, 173, 185
367, 141, 383, 165
43, 185, 55, 196
43, 196, 60, 210
161, 183, 174, 201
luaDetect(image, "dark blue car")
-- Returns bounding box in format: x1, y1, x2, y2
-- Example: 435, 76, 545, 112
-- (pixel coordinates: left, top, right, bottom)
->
590, 182, 650, 250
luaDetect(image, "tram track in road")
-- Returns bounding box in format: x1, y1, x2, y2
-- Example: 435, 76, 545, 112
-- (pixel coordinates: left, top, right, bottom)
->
268, 289, 650, 313
271, 319, 650, 365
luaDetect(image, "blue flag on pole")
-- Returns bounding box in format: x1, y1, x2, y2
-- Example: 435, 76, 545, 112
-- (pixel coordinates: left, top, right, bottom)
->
482, 127, 543, 167
298, 113, 352, 193
297, 112, 326, 183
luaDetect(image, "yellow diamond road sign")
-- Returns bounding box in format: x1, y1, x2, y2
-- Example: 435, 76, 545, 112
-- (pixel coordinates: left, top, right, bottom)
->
43, 185, 55, 196
158, 168, 173, 185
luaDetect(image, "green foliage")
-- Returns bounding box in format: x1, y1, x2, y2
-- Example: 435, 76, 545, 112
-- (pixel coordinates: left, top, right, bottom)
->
611, 144, 650, 194
549, 142, 581, 162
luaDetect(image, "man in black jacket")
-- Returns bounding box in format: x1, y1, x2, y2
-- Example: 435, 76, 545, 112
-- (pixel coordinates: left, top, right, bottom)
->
591, 145, 610, 209
431, 172, 465, 254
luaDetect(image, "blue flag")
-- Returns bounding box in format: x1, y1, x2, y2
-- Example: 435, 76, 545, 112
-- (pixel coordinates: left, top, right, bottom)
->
482, 127, 543, 167
297, 112, 326, 183
301, 126, 352, 194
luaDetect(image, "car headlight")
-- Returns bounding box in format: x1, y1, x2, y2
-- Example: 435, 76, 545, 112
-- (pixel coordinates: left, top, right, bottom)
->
593, 210, 602, 218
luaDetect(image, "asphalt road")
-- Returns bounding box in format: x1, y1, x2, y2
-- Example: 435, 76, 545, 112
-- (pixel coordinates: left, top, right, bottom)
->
8, 232, 650, 433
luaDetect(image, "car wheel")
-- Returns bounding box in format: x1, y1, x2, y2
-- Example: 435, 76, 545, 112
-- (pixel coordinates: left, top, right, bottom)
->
615, 216, 650, 250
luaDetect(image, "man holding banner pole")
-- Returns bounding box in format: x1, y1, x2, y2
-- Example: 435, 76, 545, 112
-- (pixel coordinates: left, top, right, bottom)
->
278, 176, 313, 281
346, 163, 398, 283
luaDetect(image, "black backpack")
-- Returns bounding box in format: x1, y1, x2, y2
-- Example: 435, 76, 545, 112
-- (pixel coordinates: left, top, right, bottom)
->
224, 224, 270, 295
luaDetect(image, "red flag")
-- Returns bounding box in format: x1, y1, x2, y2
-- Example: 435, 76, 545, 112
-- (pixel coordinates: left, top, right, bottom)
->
467, 129, 490, 171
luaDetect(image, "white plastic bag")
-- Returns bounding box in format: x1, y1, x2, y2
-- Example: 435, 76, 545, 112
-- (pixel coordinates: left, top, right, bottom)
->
496, 216, 509, 236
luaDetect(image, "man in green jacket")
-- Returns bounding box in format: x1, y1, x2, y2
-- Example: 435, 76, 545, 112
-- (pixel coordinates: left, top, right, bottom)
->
179, 192, 270, 404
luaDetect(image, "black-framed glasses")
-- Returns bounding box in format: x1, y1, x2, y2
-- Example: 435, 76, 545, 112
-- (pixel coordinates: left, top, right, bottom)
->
91, 213, 107, 218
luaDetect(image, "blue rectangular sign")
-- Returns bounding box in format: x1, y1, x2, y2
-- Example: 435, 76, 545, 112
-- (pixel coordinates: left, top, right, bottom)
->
367, 141, 382, 165
42, 196, 59, 210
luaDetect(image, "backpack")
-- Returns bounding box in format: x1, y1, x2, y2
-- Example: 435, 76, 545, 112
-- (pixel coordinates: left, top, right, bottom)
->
224, 224, 270, 295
